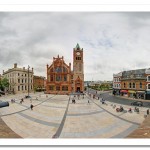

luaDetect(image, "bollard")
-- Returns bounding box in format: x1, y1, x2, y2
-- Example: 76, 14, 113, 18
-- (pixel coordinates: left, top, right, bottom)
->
0, 101, 9, 108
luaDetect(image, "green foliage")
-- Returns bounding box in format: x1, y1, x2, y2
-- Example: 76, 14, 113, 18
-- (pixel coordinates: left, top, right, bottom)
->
0, 78, 9, 91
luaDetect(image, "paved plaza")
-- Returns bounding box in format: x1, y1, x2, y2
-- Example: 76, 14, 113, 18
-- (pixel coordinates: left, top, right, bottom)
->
0, 92, 149, 138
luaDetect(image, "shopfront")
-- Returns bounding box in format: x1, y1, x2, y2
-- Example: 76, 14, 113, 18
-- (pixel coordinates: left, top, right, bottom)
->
136, 91, 145, 99
120, 90, 128, 96
128, 90, 136, 98
145, 91, 150, 100
113, 89, 120, 95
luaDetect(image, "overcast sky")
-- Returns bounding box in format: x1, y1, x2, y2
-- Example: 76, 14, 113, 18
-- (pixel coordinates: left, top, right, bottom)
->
0, 12, 150, 81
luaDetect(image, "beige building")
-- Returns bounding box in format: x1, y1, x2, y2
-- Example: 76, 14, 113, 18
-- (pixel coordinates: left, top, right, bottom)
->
3, 63, 34, 94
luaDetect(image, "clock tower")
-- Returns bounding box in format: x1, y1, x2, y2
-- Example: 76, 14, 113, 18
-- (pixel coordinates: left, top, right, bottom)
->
73, 43, 84, 92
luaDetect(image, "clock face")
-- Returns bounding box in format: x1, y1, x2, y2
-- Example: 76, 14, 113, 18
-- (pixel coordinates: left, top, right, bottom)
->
76, 52, 80, 55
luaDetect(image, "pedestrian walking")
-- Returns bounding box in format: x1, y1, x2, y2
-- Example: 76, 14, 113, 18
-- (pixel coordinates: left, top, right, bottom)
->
88, 100, 90, 104
30, 104, 34, 110
147, 109, 149, 115
82, 94, 84, 99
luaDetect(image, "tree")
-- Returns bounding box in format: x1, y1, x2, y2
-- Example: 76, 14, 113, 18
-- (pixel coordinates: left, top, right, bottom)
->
0, 78, 9, 91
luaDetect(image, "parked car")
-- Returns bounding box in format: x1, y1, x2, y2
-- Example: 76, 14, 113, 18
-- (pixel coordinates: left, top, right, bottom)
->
0, 90, 5, 95
131, 101, 143, 106
25, 95, 31, 98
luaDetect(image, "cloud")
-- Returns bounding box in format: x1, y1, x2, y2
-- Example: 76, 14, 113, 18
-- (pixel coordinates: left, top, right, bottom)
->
0, 12, 150, 81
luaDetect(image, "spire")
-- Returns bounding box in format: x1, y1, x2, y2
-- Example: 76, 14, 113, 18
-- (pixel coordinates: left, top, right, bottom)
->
76, 43, 80, 49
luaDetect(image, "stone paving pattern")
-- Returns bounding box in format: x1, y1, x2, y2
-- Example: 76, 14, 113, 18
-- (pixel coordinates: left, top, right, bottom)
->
127, 115, 150, 138
0, 92, 149, 138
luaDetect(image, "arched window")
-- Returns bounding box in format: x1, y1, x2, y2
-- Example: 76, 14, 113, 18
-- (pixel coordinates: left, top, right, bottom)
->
140, 82, 142, 89
129, 83, 132, 88
124, 83, 126, 88
133, 83, 136, 88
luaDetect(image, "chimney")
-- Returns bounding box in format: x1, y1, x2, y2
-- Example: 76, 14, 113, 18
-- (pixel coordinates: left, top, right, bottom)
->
14, 63, 17, 68
32, 67, 34, 72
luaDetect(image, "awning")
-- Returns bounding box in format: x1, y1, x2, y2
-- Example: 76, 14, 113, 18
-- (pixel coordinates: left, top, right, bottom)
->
128, 90, 136, 94
136, 91, 145, 93
120, 90, 128, 93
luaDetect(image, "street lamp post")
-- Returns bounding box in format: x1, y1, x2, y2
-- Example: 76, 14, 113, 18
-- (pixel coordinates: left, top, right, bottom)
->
28, 65, 30, 97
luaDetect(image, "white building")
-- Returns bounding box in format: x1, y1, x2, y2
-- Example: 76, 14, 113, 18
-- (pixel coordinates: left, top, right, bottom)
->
3, 63, 34, 94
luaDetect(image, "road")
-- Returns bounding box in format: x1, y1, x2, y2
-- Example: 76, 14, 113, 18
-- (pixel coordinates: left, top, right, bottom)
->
87, 88, 150, 108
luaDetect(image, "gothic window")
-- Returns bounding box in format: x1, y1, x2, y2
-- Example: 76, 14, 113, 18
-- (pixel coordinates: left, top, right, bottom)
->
64, 75, 67, 81
63, 67, 67, 73
55, 67, 62, 73
49, 85, 54, 90
56, 75, 61, 81
56, 86, 60, 91
62, 86, 68, 91
50, 75, 53, 81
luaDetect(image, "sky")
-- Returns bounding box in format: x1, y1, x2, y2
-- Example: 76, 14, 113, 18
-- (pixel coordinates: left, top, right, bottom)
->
0, 12, 150, 81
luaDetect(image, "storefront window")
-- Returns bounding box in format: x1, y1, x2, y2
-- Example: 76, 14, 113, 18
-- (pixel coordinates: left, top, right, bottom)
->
148, 76, 150, 81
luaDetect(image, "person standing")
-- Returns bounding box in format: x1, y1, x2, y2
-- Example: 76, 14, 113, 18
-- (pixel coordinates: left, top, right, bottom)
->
30, 104, 34, 110
147, 109, 149, 115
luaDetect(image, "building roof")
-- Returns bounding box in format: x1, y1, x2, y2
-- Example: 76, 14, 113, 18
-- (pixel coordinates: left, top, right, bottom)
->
122, 69, 146, 76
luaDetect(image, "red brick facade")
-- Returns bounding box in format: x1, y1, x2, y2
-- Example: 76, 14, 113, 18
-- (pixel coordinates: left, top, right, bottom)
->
33, 76, 46, 91
46, 44, 84, 95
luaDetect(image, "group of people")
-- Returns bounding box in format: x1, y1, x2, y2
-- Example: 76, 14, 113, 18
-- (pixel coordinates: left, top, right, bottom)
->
11, 99, 15, 103
11, 97, 34, 110
71, 94, 85, 104
20, 98, 24, 104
